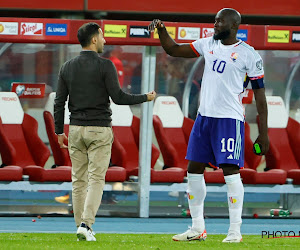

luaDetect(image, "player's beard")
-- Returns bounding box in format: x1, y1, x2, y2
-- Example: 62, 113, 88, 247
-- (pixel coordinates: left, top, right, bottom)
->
213, 29, 230, 40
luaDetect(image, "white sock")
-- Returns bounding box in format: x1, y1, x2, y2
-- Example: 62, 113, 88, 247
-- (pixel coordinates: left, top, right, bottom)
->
187, 173, 206, 232
224, 173, 244, 234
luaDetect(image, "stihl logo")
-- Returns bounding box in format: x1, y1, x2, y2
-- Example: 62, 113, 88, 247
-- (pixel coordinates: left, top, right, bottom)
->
2, 97, 17, 101
268, 101, 282, 106
21, 23, 43, 35
202, 28, 214, 38
162, 101, 176, 105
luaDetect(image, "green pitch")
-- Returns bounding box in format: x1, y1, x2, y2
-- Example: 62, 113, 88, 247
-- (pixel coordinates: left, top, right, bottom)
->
0, 233, 299, 249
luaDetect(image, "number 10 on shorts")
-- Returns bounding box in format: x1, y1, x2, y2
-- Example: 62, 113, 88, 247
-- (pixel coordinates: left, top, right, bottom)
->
221, 138, 235, 152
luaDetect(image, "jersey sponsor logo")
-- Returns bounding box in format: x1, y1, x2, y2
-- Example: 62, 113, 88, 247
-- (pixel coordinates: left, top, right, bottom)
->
178, 27, 200, 40
0, 22, 18, 35
202, 28, 214, 38
256, 60, 263, 70
21, 23, 43, 36
292, 31, 300, 43
237, 29, 248, 41
154, 27, 176, 39
46, 23, 67, 36
230, 52, 238, 62
267, 30, 289, 43
129, 26, 150, 38
104, 24, 127, 38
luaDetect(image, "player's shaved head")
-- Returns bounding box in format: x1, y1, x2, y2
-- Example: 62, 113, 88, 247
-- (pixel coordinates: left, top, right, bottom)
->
218, 8, 241, 29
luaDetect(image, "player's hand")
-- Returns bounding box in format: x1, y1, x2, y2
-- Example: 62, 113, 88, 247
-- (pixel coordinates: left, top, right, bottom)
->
146, 90, 156, 101
254, 134, 269, 155
148, 19, 164, 32
57, 133, 68, 149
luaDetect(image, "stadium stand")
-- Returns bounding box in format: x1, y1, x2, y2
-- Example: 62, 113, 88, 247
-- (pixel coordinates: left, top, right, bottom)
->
110, 101, 185, 183
0, 92, 71, 182
244, 121, 287, 184
153, 96, 225, 183
260, 96, 300, 184
153, 95, 290, 185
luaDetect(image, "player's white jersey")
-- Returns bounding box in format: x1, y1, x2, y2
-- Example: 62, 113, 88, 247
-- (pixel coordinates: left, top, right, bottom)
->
191, 36, 264, 122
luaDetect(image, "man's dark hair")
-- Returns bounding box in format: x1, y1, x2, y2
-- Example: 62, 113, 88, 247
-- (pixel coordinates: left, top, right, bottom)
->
77, 22, 101, 47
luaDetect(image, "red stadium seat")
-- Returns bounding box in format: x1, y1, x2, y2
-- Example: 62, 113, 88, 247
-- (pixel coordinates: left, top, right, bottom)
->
256, 96, 299, 184
0, 93, 23, 181
153, 96, 230, 183
286, 117, 300, 167
110, 101, 185, 183
244, 122, 261, 170
0, 165, 23, 181
44, 93, 71, 167
243, 120, 287, 184
153, 96, 193, 172
0, 92, 71, 182
43, 93, 127, 182
204, 169, 225, 183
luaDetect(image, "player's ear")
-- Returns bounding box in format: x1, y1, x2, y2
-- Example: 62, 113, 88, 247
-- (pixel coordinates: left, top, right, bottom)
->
91, 35, 97, 45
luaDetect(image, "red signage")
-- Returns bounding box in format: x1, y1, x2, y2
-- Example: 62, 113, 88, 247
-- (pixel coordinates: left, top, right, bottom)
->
265, 26, 300, 50
0, 18, 299, 50
0, 18, 70, 43
21, 23, 43, 36
11, 83, 46, 98
242, 89, 254, 104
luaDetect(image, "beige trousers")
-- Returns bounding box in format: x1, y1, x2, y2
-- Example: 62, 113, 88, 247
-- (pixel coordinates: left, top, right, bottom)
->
68, 125, 113, 228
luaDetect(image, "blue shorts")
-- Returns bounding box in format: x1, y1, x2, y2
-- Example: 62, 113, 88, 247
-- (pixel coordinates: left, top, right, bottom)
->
186, 114, 245, 168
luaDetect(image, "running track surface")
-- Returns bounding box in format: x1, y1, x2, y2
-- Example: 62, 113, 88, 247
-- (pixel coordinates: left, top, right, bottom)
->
0, 217, 299, 235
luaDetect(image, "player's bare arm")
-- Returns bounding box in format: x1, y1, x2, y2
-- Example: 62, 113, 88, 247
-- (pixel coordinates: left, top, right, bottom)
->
253, 88, 269, 155
148, 19, 198, 58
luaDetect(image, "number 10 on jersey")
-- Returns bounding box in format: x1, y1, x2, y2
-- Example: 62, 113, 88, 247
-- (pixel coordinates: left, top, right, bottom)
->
213, 60, 226, 73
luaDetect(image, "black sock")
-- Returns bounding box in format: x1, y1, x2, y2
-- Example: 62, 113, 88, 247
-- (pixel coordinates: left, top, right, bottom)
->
80, 222, 91, 230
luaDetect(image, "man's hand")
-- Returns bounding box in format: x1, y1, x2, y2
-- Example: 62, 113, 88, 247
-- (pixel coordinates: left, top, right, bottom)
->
57, 133, 68, 149
146, 90, 156, 101
148, 19, 164, 32
253, 88, 269, 155
254, 134, 269, 155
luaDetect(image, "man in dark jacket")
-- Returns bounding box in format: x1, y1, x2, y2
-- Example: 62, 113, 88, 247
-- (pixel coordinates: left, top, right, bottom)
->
54, 22, 156, 241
